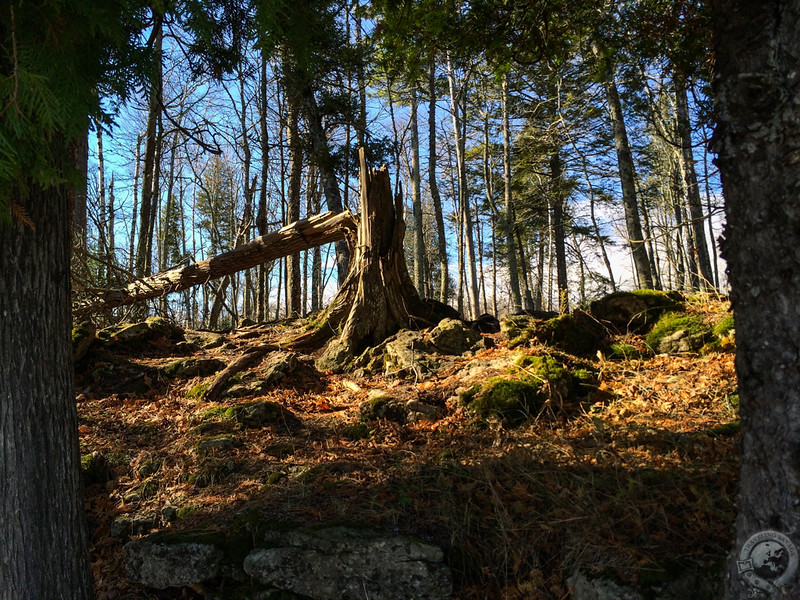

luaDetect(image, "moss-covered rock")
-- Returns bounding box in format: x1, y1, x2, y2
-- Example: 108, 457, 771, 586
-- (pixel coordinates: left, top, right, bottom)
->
427, 318, 482, 355
164, 357, 226, 378
124, 478, 160, 503
646, 312, 712, 354
195, 434, 237, 454
590, 290, 684, 333
533, 311, 608, 356
72, 321, 96, 362
184, 330, 226, 349
606, 341, 646, 360
187, 382, 211, 399
359, 393, 407, 423
460, 377, 544, 427
204, 401, 296, 429
713, 313, 735, 338
500, 314, 534, 342
81, 451, 113, 486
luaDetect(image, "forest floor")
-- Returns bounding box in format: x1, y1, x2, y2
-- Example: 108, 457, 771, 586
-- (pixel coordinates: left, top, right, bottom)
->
77, 296, 739, 600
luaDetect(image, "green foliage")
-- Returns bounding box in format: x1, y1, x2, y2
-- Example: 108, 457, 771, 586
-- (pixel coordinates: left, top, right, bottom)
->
0, 1, 152, 217
196, 155, 238, 255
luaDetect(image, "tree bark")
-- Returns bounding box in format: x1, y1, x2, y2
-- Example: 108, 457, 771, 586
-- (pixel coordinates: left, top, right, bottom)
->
0, 180, 92, 599
74, 210, 356, 317
314, 149, 426, 372
711, 1, 800, 598
501, 75, 523, 312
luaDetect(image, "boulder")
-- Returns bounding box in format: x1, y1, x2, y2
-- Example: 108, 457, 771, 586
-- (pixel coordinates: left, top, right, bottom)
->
589, 290, 683, 333
567, 572, 643, 600
427, 318, 482, 355
164, 357, 226, 378
214, 400, 297, 428
468, 313, 501, 333
382, 330, 443, 378
653, 329, 707, 354
405, 400, 442, 423
184, 330, 226, 349
260, 352, 300, 386
125, 538, 222, 589
243, 527, 452, 600
359, 391, 407, 423
532, 311, 608, 356
72, 321, 96, 362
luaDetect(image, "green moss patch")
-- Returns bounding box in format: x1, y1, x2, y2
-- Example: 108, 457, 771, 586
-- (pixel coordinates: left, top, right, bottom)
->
713, 314, 735, 338
187, 382, 211, 399
461, 377, 544, 427
645, 312, 712, 354
203, 401, 296, 428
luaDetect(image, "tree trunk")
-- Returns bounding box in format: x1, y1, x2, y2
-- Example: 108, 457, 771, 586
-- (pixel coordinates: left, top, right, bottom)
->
314, 150, 426, 372
712, 2, 800, 598
674, 70, 714, 291
428, 60, 449, 304
301, 85, 349, 284
501, 75, 523, 312
286, 96, 303, 317
257, 55, 270, 322
135, 14, 163, 279
604, 70, 654, 289
446, 56, 479, 318
550, 151, 569, 313
74, 211, 356, 317
410, 83, 425, 295
0, 180, 92, 599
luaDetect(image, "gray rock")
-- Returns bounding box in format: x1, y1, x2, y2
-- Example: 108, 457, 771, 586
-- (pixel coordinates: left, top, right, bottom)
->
196, 435, 236, 453
383, 330, 441, 378
427, 318, 481, 355
359, 391, 407, 423
405, 400, 441, 423
125, 538, 222, 589
164, 357, 226, 378
315, 338, 354, 374
567, 572, 643, 600
224, 380, 266, 398
224, 400, 296, 428
184, 330, 226, 349
110, 516, 156, 540
112, 322, 152, 343
656, 329, 706, 354
567, 570, 716, 600
589, 291, 683, 333
244, 527, 452, 600
261, 352, 300, 386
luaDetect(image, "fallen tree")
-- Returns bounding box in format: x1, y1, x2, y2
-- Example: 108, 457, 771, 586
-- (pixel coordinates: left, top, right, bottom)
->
73, 210, 356, 318
75, 150, 447, 373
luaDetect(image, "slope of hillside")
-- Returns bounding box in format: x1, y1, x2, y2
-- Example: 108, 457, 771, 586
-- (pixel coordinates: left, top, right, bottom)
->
76, 294, 739, 599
